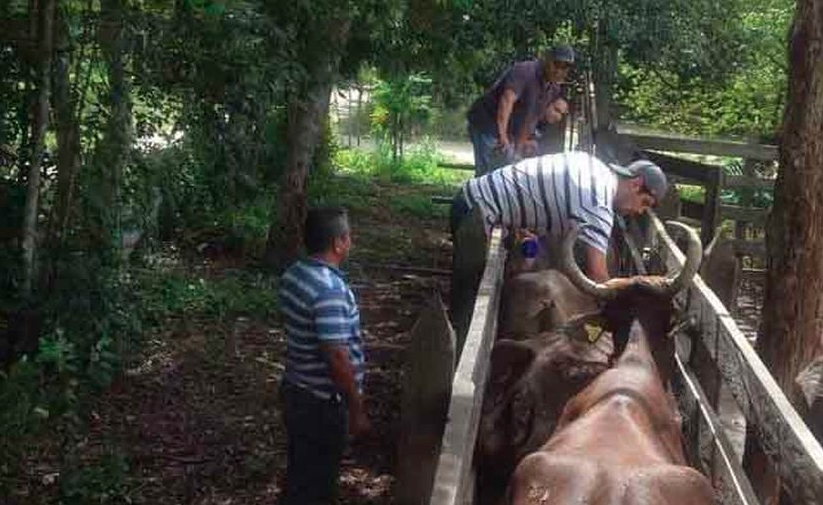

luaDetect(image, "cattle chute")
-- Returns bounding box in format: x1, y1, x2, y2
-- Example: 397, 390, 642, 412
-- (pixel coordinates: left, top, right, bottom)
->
422, 213, 823, 505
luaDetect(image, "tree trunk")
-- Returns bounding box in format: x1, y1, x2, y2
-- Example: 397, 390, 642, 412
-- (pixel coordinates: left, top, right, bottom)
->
21, 0, 56, 297
264, 18, 351, 270
744, 1, 823, 502
94, 0, 132, 256
592, 22, 618, 131
49, 15, 83, 247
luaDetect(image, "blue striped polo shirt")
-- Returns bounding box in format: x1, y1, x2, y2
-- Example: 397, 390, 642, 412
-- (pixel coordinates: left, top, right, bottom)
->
279, 258, 365, 400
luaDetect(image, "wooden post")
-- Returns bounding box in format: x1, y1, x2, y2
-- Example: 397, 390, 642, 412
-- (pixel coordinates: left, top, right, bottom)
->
396, 293, 457, 505
702, 165, 722, 247
430, 229, 506, 505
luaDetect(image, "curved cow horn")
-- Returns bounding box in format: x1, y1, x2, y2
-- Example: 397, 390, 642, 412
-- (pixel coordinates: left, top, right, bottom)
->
560, 223, 620, 300
651, 220, 703, 296
560, 220, 703, 299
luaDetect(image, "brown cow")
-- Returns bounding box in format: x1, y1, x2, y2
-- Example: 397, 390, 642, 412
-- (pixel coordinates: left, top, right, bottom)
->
505, 222, 714, 505
498, 230, 616, 340
479, 222, 704, 502
477, 323, 612, 499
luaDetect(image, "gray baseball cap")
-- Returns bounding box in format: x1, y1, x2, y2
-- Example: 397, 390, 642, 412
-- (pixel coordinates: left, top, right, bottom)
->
609, 159, 668, 201
550, 44, 575, 64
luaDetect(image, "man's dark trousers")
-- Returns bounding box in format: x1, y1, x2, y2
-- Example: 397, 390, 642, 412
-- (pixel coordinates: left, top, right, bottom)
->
280, 381, 348, 505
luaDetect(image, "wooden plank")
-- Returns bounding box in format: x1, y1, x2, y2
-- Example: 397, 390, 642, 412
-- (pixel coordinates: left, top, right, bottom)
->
644, 151, 719, 183
703, 165, 722, 246
740, 268, 766, 280
432, 196, 453, 205
430, 228, 507, 505
672, 346, 760, 505
724, 175, 776, 190
649, 213, 823, 504
732, 240, 766, 258
721, 206, 769, 225
440, 162, 474, 172
396, 294, 456, 505
619, 132, 778, 161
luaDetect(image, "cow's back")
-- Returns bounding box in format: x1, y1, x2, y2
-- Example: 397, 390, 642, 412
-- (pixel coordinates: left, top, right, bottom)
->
509, 452, 714, 505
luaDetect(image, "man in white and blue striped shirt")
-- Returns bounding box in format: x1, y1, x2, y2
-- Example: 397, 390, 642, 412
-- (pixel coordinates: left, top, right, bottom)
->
450, 152, 668, 343
279, 206, 368, 505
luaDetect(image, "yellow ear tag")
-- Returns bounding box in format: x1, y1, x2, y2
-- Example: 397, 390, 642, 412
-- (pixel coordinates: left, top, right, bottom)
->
585, 323, 604, 343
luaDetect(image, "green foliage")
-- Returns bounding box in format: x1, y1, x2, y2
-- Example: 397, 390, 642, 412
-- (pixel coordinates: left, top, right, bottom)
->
370, 73, 433, 162
615, 0, 793, 138
136, 270, 279, 324
60, 451, 130, 504
332, 143, 466, 186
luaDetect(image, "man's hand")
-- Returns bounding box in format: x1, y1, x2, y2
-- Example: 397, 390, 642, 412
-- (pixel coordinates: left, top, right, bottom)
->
599, 275, 670, 291
600, 277, 635, 291
632, 275, 670, 290
516, 139, 538, 158
495, 137, 515, 160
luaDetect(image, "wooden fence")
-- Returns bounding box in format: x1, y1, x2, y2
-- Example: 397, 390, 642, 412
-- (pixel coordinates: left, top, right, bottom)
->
617, 129, 776, 268
415, 215, 823, 505
639, 213, 823, 504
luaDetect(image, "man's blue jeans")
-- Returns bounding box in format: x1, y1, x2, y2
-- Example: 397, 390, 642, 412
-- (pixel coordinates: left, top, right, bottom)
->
280, 381, 348, 505
468, 125, 513, 176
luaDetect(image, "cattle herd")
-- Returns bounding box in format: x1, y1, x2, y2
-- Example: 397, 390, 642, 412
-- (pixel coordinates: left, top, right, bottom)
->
474, 222, 717, 505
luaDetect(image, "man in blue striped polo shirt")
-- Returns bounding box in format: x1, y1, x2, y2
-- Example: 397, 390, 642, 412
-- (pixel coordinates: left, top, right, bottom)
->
449, 152, 668, 344
279, 206, 369, 505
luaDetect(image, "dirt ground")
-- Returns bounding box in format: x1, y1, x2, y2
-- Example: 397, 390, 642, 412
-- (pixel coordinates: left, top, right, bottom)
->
8, 178, 456, 504
10, 172, 770, 504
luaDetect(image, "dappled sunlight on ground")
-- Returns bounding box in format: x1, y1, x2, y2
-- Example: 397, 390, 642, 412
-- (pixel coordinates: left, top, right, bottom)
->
9, 177, 455, 504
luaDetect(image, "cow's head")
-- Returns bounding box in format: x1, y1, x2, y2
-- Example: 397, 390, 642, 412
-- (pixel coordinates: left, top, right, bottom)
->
561, 220, 702, 381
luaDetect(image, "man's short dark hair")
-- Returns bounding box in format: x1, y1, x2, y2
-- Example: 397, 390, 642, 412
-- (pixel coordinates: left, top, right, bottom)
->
305, 206, 350, 254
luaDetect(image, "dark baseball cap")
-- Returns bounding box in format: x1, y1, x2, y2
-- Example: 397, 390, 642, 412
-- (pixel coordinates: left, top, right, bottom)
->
550, 44, 575, 64
609, 159, 668, 202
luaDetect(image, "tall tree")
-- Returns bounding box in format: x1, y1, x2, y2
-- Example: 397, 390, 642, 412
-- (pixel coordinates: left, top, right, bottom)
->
264, 2, 353, 269
93, 0, 132, 255
745, 0, 823, 501
21, 0, 56, 296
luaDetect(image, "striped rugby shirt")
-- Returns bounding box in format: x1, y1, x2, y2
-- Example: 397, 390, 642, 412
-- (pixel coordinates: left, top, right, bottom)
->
279, 258, 365, 400
461, 151, 618, 253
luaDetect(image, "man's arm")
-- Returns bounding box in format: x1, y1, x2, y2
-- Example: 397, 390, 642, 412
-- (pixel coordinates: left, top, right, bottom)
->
585, 244, 610, 283
322, 343, 370, 436
513, 109, 540, 153
496, 88, 518, 149
585, 243, 646, 290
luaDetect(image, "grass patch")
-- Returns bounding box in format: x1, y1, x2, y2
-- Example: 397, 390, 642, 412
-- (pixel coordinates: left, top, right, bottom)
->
135, 269, 279, 324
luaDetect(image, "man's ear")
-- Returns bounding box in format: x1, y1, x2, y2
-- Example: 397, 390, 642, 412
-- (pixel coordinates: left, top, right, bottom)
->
629, 176, 644, 193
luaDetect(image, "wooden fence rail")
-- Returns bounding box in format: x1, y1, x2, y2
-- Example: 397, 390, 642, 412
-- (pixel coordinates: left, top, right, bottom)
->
644, 214, 823, 504
429, 228, 506, 505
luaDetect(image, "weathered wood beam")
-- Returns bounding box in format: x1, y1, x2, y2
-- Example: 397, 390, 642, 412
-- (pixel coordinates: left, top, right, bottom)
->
643, 151, 719, 183
619, 132, 778, 161
430, 228, 507, 505
439, 162, 474, 172
721, 206, 769, 225
649, 213, 823, 504
672, 345, 760, 505
724, 175, 776, 190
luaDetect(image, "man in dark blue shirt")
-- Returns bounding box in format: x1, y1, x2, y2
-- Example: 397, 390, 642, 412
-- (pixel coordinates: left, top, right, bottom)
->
467, 45, 575, 175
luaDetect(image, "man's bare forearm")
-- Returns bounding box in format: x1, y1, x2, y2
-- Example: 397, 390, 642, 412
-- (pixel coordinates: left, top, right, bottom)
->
496, 89, 517, 144
323, 345, 364, 411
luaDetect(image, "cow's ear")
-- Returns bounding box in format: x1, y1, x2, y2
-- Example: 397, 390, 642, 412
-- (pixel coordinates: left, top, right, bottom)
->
489, 339, 536, 388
